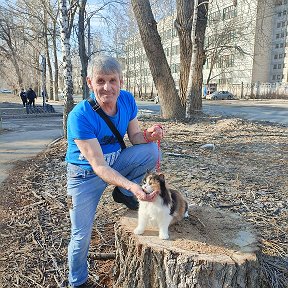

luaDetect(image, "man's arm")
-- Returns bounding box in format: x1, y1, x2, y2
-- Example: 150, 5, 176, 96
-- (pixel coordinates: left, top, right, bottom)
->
74, 138, 155, 201
127, 118, 164, 145
127, 118, 146, 144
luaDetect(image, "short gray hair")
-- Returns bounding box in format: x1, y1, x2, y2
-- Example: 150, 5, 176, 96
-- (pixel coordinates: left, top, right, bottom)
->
87, 55, 123, 79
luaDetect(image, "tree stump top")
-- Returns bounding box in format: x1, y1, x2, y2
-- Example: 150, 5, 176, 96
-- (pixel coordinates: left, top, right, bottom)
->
119, 205, 259, 264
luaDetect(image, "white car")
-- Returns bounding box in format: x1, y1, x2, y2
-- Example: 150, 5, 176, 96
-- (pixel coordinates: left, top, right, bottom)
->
0, 89, 13, 94
206, 91, 234, 100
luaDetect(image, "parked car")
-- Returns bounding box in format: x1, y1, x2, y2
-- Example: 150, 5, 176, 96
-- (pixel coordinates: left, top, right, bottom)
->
206, 91, 234, 100
0, 89, 13, 94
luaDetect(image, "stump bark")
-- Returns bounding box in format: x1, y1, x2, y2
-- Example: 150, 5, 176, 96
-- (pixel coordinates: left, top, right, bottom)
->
114, 205, 261, 288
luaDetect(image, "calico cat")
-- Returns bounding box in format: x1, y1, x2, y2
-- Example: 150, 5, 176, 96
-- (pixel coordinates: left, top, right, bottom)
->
134, 172, 189, 240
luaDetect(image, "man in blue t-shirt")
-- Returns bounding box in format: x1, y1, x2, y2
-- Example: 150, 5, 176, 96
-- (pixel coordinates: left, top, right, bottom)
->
65, 55, 163, 287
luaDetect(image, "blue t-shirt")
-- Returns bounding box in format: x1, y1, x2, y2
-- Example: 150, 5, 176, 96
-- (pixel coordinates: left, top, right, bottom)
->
65, 90, 137, 170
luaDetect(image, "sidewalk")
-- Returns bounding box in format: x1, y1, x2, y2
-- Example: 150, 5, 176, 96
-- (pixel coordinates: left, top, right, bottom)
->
0, 96, 64, 184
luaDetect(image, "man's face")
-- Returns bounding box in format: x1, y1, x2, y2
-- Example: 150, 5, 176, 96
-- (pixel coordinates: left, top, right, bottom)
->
87, 72, 123, 104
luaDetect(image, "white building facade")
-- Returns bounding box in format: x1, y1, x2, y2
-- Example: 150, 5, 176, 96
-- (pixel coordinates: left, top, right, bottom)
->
123, 0, 288, 99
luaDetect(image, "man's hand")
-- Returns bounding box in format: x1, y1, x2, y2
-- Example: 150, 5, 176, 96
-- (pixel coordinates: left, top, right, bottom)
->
131, 184, 158, 202
145, 124, 164, 142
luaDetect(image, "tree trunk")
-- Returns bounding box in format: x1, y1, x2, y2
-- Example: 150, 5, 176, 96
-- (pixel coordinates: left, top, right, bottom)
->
52, 19, 59, 101
59, 0, 75, 138
175, 0, 194, 106
186, 0, 208, 118
114, 206, 262, 288
131, 0, 185, 119
78, 0, 89, 100
44, 14, 54, 101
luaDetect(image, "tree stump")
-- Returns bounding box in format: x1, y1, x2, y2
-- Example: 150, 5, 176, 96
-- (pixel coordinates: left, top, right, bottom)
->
114, 205, 261, 288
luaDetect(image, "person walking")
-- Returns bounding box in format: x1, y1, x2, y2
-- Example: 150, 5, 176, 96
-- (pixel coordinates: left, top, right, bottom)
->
65, 55, 164, 287
26, 87, 37, 107
19, 88, 27, 107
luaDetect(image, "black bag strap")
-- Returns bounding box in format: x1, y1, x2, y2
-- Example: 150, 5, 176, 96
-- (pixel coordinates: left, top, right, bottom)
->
87, 97, 126, 150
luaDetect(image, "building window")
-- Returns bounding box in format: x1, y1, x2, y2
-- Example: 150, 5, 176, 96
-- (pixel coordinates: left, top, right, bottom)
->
272, 75, 276, 80
273, 64, 277, 69
274, 54, 278, 59
278, 64, 282, 69
277, 22, 281, 28
170, 63, 180, 73
171, 45, 179, 55
223, 5, 237, 20
208, 11, 221, 23
276, 34, 280, 39
165, 47, 170, 56
276, 44, 279, 48
172, 28, 178, 38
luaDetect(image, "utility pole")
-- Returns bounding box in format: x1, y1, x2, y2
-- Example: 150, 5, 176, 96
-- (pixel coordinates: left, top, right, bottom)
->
41, 55, 47, 109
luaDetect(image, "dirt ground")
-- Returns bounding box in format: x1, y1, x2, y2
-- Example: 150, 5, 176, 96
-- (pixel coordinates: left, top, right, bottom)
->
0, 96, 287, 287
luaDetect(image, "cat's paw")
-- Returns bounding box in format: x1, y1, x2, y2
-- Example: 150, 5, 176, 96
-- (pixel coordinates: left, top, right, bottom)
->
159, 233, 169, 240
134, 227, 144, 235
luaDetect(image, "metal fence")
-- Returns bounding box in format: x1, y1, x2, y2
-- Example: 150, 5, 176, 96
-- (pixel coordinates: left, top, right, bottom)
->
217, 82, 288, 99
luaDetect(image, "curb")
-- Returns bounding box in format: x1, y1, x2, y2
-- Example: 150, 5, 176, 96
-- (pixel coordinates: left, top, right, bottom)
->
1, 112, 63, 119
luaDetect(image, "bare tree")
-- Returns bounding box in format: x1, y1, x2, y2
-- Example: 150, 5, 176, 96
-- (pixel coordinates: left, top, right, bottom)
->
59, 0, 78, 137
41, 0, 61, 101
175, 0, 193, 105
0, 8, 24, 90
78, 0, 89, 99
131, 0, 185, 119
185, 0, 208, 117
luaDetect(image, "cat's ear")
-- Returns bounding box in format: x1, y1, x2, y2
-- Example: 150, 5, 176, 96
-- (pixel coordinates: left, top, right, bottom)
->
158, 173, 165, 181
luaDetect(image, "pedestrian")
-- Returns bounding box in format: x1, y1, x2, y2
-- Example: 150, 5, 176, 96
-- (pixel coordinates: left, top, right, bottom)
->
65, 55, 164, 287
26, 87, 37, 107
42, 90, 48, 102
19, 88, 27, 107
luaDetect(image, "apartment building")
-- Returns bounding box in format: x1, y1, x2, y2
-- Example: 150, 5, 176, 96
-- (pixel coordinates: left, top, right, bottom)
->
272, 0, 288, 82
123, 14, 180, 98
123, 0, 288, 98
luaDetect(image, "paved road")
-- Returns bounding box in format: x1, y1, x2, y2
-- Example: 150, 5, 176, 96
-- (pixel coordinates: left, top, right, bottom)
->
137, 99, 288, 126
0, 101, 63, 184
202, 99, 288, 126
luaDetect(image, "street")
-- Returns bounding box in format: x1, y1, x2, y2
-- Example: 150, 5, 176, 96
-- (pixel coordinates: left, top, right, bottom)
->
202, 99, 288, 126
137, 99, 288, 126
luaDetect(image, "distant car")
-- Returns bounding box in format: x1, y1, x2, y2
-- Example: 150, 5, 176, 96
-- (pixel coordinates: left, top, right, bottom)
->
206, 91, 234, 100
0, 89, 13, 94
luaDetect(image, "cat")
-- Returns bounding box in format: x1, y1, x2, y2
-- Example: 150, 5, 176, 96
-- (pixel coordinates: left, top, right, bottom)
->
134, 171, 189, 240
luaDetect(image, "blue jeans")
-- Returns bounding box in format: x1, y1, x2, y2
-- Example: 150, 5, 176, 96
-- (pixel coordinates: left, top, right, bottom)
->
67, 143, 159, 286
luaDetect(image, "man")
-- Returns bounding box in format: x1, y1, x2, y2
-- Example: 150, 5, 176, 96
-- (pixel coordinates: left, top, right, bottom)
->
26, 87, 37, 107
65, 55, 163, 287
19, 88, 27, 107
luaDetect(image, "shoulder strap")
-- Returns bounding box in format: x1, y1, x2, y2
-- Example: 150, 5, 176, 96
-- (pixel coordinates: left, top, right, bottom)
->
87, 97, 126, 150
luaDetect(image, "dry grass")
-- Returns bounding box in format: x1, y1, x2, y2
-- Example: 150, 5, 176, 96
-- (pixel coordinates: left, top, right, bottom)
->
0, 114, 287, 287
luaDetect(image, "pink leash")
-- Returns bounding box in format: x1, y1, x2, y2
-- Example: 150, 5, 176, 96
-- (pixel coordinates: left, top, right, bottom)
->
156, 139, 161, 172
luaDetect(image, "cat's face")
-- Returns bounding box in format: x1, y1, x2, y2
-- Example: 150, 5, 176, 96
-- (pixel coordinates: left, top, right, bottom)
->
141, 172, 164, 194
